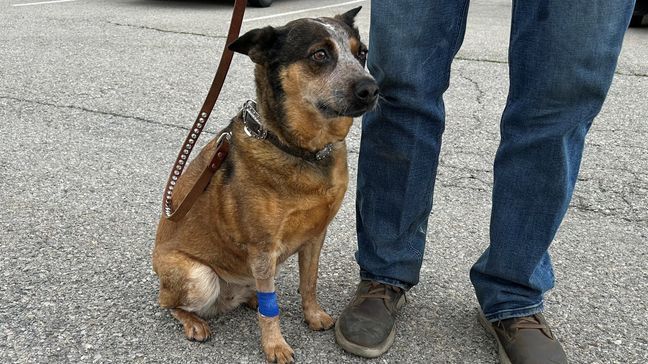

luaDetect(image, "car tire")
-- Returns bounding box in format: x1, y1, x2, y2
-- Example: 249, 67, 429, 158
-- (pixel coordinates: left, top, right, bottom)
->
249, 0, 273, 7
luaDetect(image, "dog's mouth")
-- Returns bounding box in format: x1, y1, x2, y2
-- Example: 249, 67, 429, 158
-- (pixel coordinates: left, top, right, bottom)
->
316, 101, 376, 118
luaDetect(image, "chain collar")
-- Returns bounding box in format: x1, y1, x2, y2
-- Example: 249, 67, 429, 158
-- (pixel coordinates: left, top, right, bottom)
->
241, 100, 268, 139
240, 100, 334, 162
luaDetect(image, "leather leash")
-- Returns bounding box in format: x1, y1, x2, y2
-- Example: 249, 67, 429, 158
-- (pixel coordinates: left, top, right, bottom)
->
162, 0, 247, 221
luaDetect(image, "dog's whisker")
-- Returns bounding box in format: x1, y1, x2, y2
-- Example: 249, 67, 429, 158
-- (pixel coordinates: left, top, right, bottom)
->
375, 93, 387, 112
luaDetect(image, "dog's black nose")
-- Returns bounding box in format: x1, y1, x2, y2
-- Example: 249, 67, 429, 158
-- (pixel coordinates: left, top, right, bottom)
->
353, 78, 379, 105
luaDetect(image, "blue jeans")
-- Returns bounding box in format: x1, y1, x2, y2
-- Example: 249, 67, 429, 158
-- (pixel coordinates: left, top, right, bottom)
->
356, 0, 634, 321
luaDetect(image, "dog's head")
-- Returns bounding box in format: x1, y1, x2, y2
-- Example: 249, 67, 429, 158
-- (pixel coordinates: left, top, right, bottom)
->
229, 7, 377, 121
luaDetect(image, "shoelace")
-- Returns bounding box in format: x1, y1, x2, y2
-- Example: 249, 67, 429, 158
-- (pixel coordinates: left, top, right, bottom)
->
359, 282, 401, 300
501, 314, 554, 339
509, 315, 547, 330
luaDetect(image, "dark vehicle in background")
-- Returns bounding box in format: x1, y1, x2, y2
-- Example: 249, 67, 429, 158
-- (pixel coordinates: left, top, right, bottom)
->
631, 0, 648, 27
249, 0, 273, 7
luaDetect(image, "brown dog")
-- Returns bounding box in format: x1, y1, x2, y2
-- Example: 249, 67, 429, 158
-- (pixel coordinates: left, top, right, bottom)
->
152, 7, 377, 363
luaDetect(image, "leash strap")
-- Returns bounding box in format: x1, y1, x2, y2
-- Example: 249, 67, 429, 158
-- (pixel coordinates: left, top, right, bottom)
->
162, 0, 247, 221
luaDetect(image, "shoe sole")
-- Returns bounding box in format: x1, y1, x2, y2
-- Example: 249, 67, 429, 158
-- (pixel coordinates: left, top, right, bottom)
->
478, 310, 512, 364
334, 295, 406, 358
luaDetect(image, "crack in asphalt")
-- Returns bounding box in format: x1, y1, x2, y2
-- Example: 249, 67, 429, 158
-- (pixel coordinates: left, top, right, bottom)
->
455, 66, 487, 129
571, 172, 647, 223
437, 160, 493, 192
446, 63, 646, 223
440, 176, 491, 192
613, 70, 648, 78
107, 21, 227, 39
0, 95, 215, 134
455, 56, 508, 65
437, 156, 647, 223
455, 56, 648, 78
439, 174, 647, 223
570, 200, 647, 223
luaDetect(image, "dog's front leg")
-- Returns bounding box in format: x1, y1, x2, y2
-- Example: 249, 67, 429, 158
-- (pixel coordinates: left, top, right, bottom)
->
249, 245, 294, 364
298, 232, 335, 331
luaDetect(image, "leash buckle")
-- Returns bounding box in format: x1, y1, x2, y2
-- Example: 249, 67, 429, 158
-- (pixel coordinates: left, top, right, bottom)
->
216, 131, 232, 147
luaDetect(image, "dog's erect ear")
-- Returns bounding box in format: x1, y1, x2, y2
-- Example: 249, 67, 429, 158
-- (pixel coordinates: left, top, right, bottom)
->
228, 26, 278, 64
335, 6, 362, 28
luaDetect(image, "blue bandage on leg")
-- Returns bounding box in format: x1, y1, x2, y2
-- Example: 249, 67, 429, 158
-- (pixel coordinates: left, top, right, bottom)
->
257, 291, 280, 318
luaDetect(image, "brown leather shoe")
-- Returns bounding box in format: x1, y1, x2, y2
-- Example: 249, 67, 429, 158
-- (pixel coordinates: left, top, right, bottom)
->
335, 280, 406, 358
479, 311, 568, 364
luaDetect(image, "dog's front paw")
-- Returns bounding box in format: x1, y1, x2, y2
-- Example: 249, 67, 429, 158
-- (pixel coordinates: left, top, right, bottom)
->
304, 309, 335, 331
264, 338, 295, 364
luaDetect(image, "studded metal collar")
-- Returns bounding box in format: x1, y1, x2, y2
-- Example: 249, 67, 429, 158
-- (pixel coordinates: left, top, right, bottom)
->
240, 100, 333, 163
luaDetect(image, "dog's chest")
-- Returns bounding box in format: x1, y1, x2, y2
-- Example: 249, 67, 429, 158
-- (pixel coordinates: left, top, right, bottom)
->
277, 183, 345, 252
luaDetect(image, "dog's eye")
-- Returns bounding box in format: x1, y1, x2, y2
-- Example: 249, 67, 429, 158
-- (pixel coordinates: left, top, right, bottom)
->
357, 49, 368, 66
311, 50, 328, 62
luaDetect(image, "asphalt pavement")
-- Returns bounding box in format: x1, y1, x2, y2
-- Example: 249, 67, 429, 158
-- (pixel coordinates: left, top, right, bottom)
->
1, 0, 647, 363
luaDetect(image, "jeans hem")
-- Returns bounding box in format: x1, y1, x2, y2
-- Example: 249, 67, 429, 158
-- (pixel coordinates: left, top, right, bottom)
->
483, 301, 545, 322
359, 271, 413, 291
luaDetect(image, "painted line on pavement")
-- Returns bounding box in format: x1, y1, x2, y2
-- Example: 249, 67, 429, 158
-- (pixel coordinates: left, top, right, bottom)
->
12, 0, 75, 6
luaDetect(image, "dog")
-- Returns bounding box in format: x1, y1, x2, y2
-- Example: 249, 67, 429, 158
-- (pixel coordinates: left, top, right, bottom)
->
152, 7, 377, 363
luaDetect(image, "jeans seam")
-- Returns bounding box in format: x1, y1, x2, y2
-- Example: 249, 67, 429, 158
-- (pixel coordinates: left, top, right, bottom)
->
508, 0, 518, 101
407, 240, 424, 259
444, 0, 471, 84
484, 300, 544, 322
360, 271, 412, 290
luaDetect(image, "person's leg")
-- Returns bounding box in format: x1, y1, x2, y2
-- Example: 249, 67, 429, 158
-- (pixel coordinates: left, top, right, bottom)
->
337, 0, 471, 358
472, 2, 633, 362
356, 0, 470, 290
471, 0, 634, 322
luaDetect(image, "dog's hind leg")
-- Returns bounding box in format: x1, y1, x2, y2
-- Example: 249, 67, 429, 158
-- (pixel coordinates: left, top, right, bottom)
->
153, 250, 220, 342
215, 279, 256, 314
298, 232, 335, 331
170, 308, 212, 342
